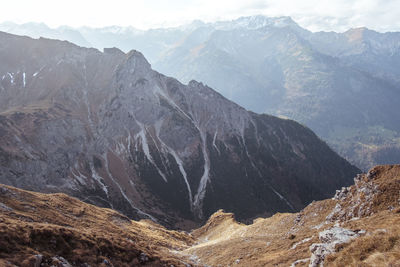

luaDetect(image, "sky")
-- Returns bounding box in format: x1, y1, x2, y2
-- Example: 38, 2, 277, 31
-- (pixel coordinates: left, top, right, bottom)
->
1, 0, 399, 32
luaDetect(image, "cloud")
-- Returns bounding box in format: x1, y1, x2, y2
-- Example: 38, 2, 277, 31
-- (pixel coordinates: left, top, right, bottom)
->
0, 0, 399, 32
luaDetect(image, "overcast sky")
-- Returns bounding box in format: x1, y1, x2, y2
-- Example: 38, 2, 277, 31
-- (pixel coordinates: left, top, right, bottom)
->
1, 0, 399, 32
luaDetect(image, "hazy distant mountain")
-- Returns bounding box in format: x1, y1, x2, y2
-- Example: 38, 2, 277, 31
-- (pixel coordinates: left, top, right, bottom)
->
148, 16, 400, 171
0, 31, 358, 227
308, 27, 400, 83
0, 21, 91, 47
0, 21, 192, 63
1, 16, 399, 170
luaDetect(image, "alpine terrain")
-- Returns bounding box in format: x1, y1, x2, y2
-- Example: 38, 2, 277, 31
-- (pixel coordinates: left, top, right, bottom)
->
1, 165, 399, 266
0, 31, 359, 228
4, 16, 398, 170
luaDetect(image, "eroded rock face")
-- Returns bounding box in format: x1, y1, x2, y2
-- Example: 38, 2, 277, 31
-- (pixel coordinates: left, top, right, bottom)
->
309, 227, 363, 267
0, 31, 359, 227
326, 165, 400, 223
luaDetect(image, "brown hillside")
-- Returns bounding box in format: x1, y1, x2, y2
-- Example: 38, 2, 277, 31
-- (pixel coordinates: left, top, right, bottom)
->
0, 184, 194, 266
179, 165, 400, 266
1, 165, 399, 266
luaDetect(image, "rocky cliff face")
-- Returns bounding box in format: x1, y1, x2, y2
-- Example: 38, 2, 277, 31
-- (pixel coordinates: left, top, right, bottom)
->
152, 18, 400, 171
182, 165, 400, 267
0, 31, 359, 227
2, 18, 400, 170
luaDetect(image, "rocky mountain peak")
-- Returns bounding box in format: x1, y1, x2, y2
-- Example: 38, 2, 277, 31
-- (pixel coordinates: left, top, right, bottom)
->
0, 31, 359, 228
125, 49, 151, 71
103, 47, 125, 56
344, 27, 370, 42
230, 15, 297, 29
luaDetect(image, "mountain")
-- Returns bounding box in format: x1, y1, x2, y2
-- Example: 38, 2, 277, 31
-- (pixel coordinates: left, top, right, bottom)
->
0, 183, 192, 266
151, 17, 400, 171
2, 17, 397, 170
308, 27, 400, 83
1, 165, 399, 266
0, 31, 358, 228
0, 21, 91, 48
182, 164, 400, 266
0, 21, 191, 63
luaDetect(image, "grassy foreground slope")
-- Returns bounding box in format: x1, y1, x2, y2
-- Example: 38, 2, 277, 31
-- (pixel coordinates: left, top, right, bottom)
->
1, 165, 400, 266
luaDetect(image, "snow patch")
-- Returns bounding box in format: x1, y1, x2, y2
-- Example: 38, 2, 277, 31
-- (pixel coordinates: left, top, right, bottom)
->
212, 130, 220, 155
7, 72, 14, 84
33, 66, 45, 77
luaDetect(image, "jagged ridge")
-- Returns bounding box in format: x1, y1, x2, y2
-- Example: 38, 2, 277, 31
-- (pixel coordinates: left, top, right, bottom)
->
0, 31, 359, 228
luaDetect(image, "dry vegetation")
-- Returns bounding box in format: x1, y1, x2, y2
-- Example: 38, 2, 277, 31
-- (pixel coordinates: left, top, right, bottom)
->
1, 165, 399, 266
0, 185, 194, 266
178, 165, 400, 266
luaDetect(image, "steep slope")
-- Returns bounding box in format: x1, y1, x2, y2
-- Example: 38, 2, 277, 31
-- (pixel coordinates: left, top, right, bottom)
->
0, 31, 359, 228
1, 165, 399, 266
177, 165, 400, 266
152, 17, 400, 171
308, 27, 400, 84
2, 18, 399, 170
0, 183, 193, 266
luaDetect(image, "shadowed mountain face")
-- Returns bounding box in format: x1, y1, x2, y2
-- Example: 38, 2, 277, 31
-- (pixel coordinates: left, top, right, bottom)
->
0, 31, 359, 228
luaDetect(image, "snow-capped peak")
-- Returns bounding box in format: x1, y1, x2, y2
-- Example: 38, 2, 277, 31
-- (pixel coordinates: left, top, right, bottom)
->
213, 15, 297, 30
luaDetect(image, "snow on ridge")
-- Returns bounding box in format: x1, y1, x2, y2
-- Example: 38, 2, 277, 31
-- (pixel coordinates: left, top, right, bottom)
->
213, 15, 296, 31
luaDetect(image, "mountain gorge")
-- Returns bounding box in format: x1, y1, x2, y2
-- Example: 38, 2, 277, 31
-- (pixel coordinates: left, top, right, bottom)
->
0, 31, 359, 228
4, 16, 397, 170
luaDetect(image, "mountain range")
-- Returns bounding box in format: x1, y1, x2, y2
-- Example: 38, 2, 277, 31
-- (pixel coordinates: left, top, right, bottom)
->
0, 31, 358, 228
2, 16, 399, 170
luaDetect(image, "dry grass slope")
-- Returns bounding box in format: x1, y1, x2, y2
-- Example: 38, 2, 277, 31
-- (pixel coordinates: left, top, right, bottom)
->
0, 164, 399, 266
0, 185, 194, 266
177, 165, 400, 266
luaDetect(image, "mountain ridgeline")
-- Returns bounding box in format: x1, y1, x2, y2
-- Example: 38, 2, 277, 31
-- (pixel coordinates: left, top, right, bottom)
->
0, 31, 359, 227
4, 17, 398, 170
